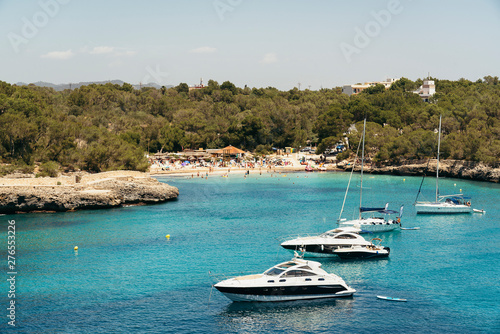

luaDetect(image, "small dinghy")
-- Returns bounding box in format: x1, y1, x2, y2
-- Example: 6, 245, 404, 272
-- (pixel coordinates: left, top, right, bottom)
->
473, 209, 485, 213
377, 295, 407, 302
401, 227, 420, 230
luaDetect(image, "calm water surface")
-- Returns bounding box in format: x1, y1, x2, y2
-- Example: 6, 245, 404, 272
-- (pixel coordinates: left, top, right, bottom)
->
1, 171, 499, 333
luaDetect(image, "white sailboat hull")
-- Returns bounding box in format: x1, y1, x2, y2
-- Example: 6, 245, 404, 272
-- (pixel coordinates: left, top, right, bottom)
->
415, 116, 472, 215
415, 202, 472, 214
338, 218, 400, 233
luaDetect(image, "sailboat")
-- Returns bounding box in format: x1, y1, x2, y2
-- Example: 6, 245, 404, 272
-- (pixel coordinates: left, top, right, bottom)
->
414, 115, 472, 214
337, 119, 402, 233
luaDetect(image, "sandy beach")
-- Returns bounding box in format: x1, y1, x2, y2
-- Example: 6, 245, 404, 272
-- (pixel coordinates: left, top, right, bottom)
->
149, 152, 337, 176
149, 165, 338, 177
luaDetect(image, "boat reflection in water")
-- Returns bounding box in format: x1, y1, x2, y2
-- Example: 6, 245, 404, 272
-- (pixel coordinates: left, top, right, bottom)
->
216, 296, 355, 333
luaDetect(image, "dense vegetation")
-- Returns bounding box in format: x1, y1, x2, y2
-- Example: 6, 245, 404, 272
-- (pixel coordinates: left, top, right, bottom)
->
0, 76, 498, 174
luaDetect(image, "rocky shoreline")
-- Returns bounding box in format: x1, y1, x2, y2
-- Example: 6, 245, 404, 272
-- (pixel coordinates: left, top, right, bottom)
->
337, 159, 500, 183
0, 160, 496, 215
0, 171, 179, 214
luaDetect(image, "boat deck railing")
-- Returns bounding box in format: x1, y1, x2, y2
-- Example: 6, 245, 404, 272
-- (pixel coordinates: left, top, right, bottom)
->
208, 270, 261, 283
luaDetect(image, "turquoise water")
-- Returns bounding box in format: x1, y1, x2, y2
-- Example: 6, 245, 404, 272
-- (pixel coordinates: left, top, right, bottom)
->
1, 172, 499, 333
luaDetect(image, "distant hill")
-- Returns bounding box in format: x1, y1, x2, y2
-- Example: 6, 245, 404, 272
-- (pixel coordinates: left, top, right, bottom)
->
14, 80, 172, 91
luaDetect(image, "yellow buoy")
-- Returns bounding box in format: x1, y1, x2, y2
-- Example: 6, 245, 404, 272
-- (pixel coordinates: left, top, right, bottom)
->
460, 189, 462, 192
74, 246, 78, 251
166, 234, 170, 239
403, 178, 405, 181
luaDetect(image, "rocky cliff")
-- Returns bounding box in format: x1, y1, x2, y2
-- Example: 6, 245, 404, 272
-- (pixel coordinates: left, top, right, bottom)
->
338, 159, 500, 183
0, 171, 179, 214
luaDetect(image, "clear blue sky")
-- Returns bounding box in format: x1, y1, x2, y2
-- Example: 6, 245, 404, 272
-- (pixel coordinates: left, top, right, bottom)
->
1, 0, 499, 90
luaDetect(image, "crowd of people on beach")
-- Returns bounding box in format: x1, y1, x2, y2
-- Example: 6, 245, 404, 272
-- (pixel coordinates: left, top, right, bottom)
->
149, 156, 299, 173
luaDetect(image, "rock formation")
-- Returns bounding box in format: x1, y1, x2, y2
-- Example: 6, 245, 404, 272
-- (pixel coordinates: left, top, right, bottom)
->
337, 159, 500, 183
0, 171, 179, 214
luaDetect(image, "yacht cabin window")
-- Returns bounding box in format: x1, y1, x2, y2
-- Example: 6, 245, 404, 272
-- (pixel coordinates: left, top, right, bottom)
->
264, 268, 284, 276
334, 234, 357, 239
282, 270, 316, 277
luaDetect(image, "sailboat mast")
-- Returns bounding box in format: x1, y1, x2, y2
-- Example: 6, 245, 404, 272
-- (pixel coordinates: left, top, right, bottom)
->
338, 131, 363, 222
359, 118, 366, 219
436, 115, 442, 203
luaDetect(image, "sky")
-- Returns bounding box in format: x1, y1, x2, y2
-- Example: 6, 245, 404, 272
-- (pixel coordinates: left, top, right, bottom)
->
1, 0, 499, 90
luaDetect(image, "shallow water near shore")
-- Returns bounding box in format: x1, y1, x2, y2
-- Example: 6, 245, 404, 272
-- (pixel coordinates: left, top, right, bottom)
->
1, 171, 499, 333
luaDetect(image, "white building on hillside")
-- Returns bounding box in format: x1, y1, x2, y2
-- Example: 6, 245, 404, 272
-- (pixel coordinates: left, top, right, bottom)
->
342, 78, 399, 96
413, 79, 436, 102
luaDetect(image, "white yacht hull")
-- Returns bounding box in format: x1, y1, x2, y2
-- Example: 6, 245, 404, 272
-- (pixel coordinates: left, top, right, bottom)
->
219, 289, 355, 302
280, 230, 372, 256
337, 218, 400, 233
334, 246, 390, 259
415, 203, 472, 214
282, 248, 337, 258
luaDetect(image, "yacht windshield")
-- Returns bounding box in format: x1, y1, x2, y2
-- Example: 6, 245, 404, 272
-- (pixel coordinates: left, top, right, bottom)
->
264, 267, 285, 276
320, 231, 337, 237
334, 233, 357, 239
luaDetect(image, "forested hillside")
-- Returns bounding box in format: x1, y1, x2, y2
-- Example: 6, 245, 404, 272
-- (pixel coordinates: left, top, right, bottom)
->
0, 76, 498, 174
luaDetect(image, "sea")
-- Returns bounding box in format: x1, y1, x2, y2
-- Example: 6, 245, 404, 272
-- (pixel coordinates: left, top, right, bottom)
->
1, 171, 499, 333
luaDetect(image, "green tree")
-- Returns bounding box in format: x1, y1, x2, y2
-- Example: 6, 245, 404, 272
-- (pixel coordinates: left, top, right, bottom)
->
159, 125, 185, 152
175, 83, 189, 94
362, 83, 385, 95
314, 105, 353, 142
220, 81, 237, 95
389, 77, 417, 92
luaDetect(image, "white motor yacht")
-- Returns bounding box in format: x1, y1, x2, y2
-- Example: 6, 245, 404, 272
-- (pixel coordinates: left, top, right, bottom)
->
280, 227, 371, 257
214, 254, 355, 302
